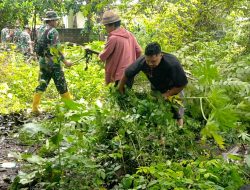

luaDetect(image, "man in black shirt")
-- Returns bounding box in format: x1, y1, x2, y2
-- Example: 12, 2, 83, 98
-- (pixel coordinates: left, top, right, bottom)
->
118, 42, 188, 126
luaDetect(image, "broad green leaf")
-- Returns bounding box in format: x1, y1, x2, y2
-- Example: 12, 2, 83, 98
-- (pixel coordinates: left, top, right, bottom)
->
227, 154, 242, 161
22, 123, 49, 135
51, 133, 63, 145
238, 132, 250, 142
18, 171, 38, 185
245, 155, 250, 167
26, 155, 44, 164
122, 176, 133, 188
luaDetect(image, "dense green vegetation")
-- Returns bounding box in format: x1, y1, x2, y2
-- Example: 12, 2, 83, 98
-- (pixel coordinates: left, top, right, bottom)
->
0, 0, 249, 189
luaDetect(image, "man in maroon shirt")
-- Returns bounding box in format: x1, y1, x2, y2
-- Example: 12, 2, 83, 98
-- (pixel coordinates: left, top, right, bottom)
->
118, 42, 188, 126
99, 10, 142, 86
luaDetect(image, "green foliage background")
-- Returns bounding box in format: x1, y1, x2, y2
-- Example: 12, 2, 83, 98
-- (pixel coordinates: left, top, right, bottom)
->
0, 0, 249, 189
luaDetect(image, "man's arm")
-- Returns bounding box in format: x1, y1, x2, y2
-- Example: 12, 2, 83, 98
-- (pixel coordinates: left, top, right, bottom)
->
118, 56, 145, 93
162, 86, 186, 99
118, 75, 128, 94
63, 59, 72, 67
49, 29, 72, 67
99, 37, 116, 61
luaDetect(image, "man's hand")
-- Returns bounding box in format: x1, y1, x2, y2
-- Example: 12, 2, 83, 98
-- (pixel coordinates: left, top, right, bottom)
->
118, 85, 125, 94
162, 91, 171, 100
64, 60, 73, 67
162, 92, 176, 102
117, 76, 128, 94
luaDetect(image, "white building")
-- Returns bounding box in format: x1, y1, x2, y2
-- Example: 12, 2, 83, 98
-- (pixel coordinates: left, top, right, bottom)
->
63, 10, 86, 28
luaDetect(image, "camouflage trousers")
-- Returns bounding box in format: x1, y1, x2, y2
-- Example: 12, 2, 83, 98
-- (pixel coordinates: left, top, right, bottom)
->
35, 61, 68, 94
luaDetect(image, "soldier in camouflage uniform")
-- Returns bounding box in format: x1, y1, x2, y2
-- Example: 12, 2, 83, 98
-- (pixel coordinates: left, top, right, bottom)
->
17, 25, 33, 56
13, 29, 22, 43
1, 26, 10, 49
32, 10, 73, 114
13, 22, 22, 44
1, 26, 9, 42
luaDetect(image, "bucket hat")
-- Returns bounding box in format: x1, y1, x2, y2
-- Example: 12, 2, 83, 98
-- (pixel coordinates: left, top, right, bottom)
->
101, 10, 120, 25
43, 11, 61, 21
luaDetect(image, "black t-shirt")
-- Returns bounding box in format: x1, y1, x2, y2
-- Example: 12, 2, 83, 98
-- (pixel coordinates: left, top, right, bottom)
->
125, 53, 188, 93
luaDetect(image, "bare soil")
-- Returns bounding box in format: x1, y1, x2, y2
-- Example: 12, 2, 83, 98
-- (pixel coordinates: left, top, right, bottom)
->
0, 111, 29, 189
0, 111, 53, 189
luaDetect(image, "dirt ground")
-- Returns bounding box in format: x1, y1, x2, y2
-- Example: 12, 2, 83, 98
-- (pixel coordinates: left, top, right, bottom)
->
0, 111, 50, 189
0, 111, 29, 189
0, 137, 24, 189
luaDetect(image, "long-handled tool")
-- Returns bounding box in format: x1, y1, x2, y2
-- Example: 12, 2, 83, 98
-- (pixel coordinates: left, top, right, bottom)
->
72, 48, 100, 70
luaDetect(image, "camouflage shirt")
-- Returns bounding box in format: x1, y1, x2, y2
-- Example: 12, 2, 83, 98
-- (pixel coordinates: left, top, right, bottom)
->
37, 25, 64, 65
1, 27, 9, 42
13, 28, 22, 43
17, 31, 31, 54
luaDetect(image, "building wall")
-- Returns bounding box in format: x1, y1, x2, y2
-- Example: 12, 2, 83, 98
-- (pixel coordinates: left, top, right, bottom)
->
57, 28, 87, 44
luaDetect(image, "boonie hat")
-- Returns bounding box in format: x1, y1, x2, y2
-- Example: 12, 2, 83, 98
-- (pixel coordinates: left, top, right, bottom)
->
101, 10, 120, 25
43, 11, 61, 21
24, 25, 31, 30
15, 21, 20, 27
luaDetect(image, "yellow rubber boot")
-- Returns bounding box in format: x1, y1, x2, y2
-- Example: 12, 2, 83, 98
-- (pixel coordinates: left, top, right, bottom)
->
32, 93, 42, 114
60, 92, 72, 100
